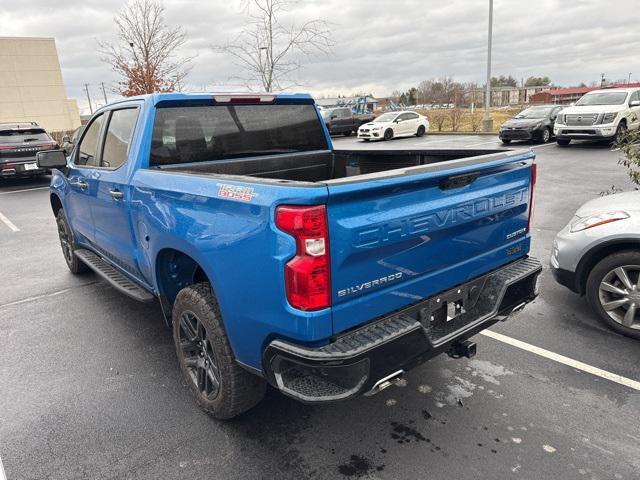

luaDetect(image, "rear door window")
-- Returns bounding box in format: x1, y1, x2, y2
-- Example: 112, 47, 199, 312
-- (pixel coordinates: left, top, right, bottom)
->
150, 103, 327, 166
101, 108, 139, 169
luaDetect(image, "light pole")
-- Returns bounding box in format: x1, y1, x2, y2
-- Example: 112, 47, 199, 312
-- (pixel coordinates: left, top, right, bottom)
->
629, 73, 633, 85
482, 0, 494, 132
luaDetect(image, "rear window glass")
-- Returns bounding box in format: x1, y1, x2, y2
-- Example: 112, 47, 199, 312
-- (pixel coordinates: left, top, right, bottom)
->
0, 128, 50, 144
150, 104, 327, 166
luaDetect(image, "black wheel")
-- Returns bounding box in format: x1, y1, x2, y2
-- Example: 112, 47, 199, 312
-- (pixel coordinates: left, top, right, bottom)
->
56, 209, 88, 274
612, 121, 627, 145
586, 251, 640, 340
343, 130, 352, 137
173, 283, 266, 419
383, 129, 394, 141
501, 139, 512, 145
416, 125, 426, 137
557, 138, 570, 146
539, 128, 551, 144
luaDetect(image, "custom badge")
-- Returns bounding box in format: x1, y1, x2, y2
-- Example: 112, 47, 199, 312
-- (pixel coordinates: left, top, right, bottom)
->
217, 183, 256, 202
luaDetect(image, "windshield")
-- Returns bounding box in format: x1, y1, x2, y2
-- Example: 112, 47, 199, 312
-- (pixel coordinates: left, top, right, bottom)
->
0, 128, 50, 144
515, 106, 553, 119
576, 92, 628, 106
374, 113, 398, 123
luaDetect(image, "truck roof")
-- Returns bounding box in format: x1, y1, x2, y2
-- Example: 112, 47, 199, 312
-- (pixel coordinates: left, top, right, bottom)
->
105, 92, 315, 106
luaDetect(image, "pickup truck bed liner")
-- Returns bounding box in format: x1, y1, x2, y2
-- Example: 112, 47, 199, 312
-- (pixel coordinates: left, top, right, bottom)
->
155, 149, 507, 183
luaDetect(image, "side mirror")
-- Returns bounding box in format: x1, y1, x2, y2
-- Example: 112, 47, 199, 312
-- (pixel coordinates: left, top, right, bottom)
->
62, 135, 71, 144
630, 100, 640, 107
37, 149, 68, 169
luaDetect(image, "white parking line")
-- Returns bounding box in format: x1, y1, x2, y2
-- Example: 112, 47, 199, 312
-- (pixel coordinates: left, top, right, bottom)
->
0, 186, 49, 195
480, 330, 640, 391
0, 455, 7, 480
0, 210, 19, 232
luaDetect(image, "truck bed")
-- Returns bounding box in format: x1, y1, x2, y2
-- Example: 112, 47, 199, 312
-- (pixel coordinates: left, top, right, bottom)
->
155, 148, 510, 183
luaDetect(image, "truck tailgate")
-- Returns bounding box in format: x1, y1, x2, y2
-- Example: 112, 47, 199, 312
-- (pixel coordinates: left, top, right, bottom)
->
326, 150, 535, 334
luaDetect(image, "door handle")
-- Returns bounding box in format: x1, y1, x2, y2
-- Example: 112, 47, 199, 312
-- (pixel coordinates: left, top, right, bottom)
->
109, 189, 124, 200
73, 180, 88, 190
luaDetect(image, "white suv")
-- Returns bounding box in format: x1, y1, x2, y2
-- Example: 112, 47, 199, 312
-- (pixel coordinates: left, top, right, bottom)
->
554, 88, 640, 146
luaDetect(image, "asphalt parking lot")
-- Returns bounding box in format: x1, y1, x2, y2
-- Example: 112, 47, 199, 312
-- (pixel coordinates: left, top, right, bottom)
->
1, 135, 639, 480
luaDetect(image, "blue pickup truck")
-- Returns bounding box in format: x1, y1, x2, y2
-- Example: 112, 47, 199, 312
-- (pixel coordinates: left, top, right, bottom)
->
37, 92, 541, 419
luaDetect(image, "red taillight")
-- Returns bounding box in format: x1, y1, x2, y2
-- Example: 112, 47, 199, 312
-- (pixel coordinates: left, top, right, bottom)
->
275, 205, 331, 311
527, 163, 537, 233
0, 145, 16, 150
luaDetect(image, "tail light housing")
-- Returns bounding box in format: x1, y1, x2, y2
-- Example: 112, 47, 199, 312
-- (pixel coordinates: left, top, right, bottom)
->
527, 163, 537, 233
275, 205, 331, 311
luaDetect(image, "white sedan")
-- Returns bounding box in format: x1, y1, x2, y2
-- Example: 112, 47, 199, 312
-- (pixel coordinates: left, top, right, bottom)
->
357, 111, 429, 141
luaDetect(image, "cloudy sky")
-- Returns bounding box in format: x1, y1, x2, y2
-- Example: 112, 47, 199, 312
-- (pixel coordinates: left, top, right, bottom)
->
2, 0, 639, 114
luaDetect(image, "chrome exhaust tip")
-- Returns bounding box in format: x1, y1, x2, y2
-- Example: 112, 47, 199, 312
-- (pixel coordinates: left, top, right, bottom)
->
364, 370, 405, 397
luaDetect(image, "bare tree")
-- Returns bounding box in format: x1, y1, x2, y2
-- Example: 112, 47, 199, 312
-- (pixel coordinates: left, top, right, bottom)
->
216, 0, 333, 91
429, 109, 448, 132
448, 108, 464, 132
99, 0, 192, 96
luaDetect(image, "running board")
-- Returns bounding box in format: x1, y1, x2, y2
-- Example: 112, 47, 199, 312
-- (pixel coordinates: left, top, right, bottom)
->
75, 249, 155, 303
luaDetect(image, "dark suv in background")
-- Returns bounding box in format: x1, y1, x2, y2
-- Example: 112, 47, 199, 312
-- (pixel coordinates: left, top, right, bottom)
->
0, 122, 59, 178
499, 104, 564, 144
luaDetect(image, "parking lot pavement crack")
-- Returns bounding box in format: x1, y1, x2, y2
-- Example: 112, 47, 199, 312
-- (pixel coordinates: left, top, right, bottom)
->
0, 281, 99, 309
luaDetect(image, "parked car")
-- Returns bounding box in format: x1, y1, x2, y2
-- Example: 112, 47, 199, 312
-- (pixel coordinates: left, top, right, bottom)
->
0, 122, 58, 178
499, 105, 564, 144
357, 111, 429, 141
551, 191, 640, 339
61, 126, 84, 155
321, 107, 374, 136
554, 87, 640, 146
38, 92, 540, 419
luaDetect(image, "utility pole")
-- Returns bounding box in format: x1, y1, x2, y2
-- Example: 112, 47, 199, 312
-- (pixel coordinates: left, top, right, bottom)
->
100, 82, 108, 104
83, 83, 93, 114
629, 73, 632, 85
482, 0, 494, 133
600, 73, 606, 87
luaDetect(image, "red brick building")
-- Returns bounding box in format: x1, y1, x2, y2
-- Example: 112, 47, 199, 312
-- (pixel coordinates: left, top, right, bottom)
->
530, 83, 640, 105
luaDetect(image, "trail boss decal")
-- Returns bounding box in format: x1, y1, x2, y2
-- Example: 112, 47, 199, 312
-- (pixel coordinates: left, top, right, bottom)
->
217, 184, 256, 202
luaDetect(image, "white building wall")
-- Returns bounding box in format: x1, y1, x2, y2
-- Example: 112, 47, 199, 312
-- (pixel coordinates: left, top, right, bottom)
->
0, 37, 80, 132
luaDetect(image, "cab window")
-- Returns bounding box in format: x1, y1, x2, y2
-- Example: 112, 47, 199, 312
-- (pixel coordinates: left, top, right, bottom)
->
76, 114, 105, 167
101, 108, 139, 169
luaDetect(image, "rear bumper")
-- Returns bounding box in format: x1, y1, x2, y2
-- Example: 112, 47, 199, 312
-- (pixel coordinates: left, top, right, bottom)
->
1, 159, 46, 177
263, 256, 542, 403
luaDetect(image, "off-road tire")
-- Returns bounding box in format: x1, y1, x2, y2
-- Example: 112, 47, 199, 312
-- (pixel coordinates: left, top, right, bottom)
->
56, 209, 88, 274
586, 251, 640, 340
384, 129, 394, 141
173, 283, 266, 419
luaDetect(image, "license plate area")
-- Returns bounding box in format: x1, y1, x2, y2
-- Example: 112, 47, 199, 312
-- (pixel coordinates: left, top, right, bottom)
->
23, 162, 38, 171
419, 279, 484, 330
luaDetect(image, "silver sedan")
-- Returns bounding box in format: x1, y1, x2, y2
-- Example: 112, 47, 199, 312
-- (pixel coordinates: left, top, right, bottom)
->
550, 191, 640, 339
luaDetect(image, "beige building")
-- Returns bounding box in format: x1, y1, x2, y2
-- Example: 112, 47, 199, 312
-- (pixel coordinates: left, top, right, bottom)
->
0, 36, 80, 132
